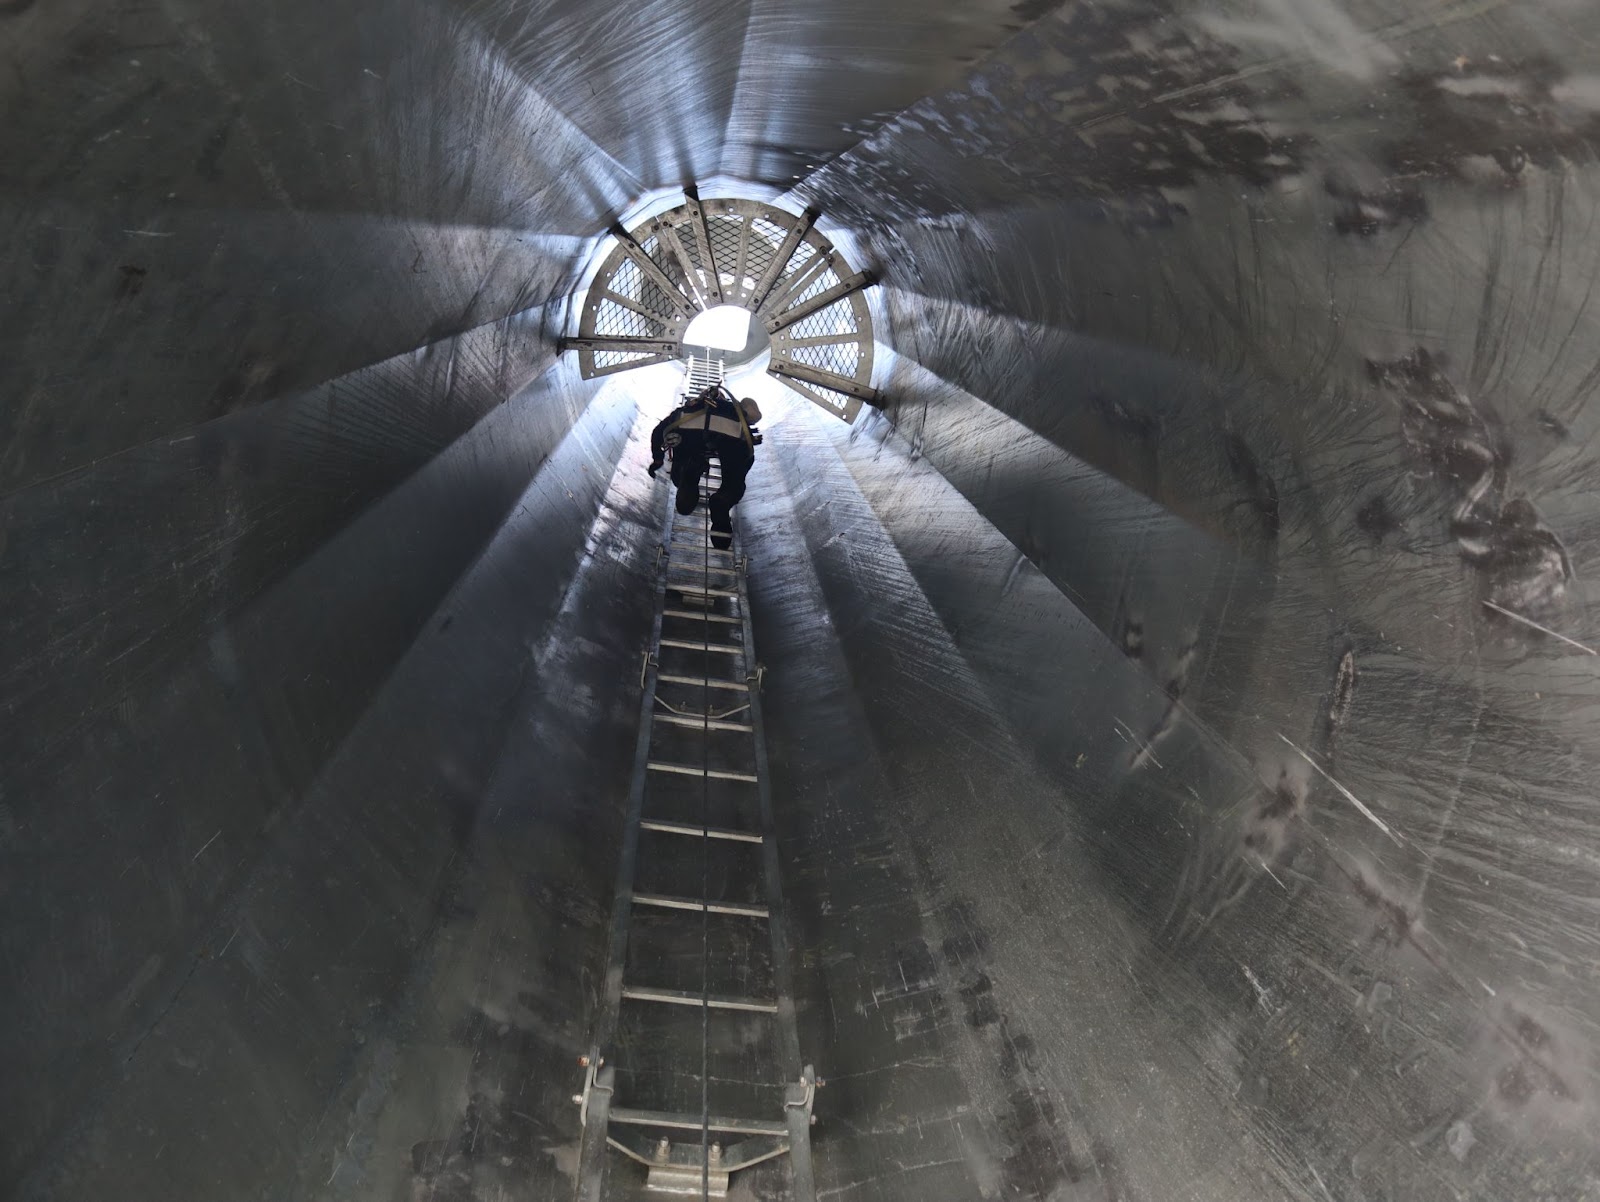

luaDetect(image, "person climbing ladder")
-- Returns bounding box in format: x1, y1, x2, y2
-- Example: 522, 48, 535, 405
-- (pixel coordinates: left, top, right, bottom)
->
647, 385, 763, 549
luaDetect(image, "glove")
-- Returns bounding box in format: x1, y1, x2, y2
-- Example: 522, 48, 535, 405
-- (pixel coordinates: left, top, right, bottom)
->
647, 460, 662, 478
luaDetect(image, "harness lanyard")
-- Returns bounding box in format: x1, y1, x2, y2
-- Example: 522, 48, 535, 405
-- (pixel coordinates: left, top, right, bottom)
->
669, 395, 753, 451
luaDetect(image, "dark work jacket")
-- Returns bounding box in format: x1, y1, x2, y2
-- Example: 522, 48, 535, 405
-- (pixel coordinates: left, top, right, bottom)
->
650, 395, 761, 462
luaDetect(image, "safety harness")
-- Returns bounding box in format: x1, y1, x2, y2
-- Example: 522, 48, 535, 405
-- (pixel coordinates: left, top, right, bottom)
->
664, 387, 758, 451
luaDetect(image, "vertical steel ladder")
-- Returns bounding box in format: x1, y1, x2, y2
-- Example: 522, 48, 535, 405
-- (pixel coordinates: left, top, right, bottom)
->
685, 350, 725, 397
573, 460, 817, 1200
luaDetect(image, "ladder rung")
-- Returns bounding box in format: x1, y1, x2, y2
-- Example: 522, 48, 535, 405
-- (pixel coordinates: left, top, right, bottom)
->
668, 585, 738, 598
670, 531, 734, 546
621, 986, 778, 1013
609, 1107, 787, 1138
648, 761, 758, 783
659, 638, 743, 655
662, 595, 733, 612
632, 892, 769, 918
663, 608, 739, 623
655, 712, 754, 733
657, 673, 749, 690
666, 562, 738, 576
640, 818, 763, 843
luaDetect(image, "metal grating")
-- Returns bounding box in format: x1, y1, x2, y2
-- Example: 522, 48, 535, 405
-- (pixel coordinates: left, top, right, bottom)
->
746, 218, 784, 285
571, 195, 877, 422
786, 300, 857, 341
790, 341, 862, 377
642, 236, 682, 287
596, 349, 659, 369
596, 298, 666, 340
613, 256, 644, 299
811, 381, 854, 409
638, 277, 675, 322
708, 216, 743, 284
677, 227, 708, 274
785, 376, 858, 420
751, 217, 786, 243
641, 235, 665, 268
612, 252, 677, 323
789, 268, 841, 308
742, 245, 776, 296
773, 241, 818, 292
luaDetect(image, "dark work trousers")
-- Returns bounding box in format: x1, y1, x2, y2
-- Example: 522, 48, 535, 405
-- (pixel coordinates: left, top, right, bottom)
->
669, 435, 754, 524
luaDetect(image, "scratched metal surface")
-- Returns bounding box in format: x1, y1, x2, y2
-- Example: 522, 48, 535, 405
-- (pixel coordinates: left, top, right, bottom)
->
751, 388, 1299, 1200
8, 0, 1600, 1197
0, 0, 1047, 1192
742, 367, 1600, 1200
3, 363, 644, 1199
0, 0, 618, 493
0, 0, 1027, 492
786, 0, 1600, 1197
440, 0, 1036, 189
719, 0, 1036, 186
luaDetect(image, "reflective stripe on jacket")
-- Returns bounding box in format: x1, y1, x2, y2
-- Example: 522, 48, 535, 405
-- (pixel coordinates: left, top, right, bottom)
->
651, 394, 760, 459
676, 411, 749, 441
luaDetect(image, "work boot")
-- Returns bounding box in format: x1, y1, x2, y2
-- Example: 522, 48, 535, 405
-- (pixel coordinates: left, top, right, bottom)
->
675, 482, 699, 516
709, 498, 733, 549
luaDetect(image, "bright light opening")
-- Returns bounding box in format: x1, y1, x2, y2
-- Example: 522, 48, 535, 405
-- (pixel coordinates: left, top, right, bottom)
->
683, 305, 754, 352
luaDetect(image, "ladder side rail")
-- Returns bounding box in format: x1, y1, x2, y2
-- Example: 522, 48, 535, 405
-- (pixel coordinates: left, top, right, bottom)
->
735, 541, 819, 1202
573, 507, 676, 1202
